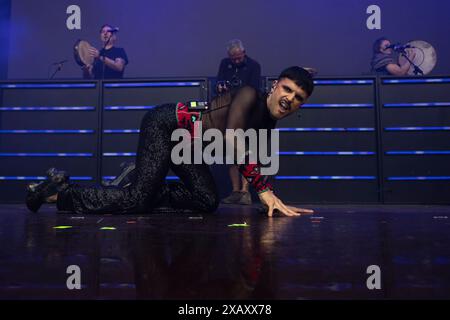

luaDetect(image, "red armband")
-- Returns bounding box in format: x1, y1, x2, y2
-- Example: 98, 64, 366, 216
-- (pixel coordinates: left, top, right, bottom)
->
239, 163, 273, 194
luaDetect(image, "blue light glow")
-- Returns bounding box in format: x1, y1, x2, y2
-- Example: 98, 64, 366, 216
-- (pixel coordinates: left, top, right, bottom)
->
383, 78, 450, 84
0, 106, 95, 111
0, 83, 96, 89
386, 151, 450, 155
278, 151, 375, 156
104, 82, 201, 88
0, 153, 93, 157
385, 127, 450, 131
303, 103, 373, 108
104, 106, 155, 110
313, 80, 374, 85
388, 176, 450, 181
384, 102, 450, 108
0, 130, 94, 134
103, 129, 140, 134
277, 127, 374, 132
102, 176, 179, 180
0, 176, 93, 181
103, 153, 136, 157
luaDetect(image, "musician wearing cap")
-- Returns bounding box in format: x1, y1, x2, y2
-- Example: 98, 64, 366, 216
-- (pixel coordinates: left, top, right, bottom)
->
370, 37, 416, 76
82, 24, 129, 79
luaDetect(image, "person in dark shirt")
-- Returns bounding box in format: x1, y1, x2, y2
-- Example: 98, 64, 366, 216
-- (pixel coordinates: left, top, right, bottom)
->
216, 39, 262, 205
82, 24, 129, 79
26, 66, 315, 217
216, 39, 261, 94
370, 37, 415, 76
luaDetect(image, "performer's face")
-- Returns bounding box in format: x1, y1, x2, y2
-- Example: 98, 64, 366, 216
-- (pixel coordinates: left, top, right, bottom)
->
266, 78, 309, 120
100, 27, 115, 43
380, 40, 392, 54
228, 48, 246, 65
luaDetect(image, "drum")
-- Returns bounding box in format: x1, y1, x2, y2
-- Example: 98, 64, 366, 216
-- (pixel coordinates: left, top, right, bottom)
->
73, 39, 95, 67
399, 40, 437, 75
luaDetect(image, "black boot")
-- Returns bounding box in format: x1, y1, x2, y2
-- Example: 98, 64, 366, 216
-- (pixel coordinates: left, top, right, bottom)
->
25, 168, 70, 213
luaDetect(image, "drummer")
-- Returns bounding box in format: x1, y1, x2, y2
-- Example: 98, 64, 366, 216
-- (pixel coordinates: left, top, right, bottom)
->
82, 24, 129, 79
370, 37, 415, 76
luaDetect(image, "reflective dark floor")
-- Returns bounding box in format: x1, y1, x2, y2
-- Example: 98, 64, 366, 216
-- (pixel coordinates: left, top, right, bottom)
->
0, 203, 450, 300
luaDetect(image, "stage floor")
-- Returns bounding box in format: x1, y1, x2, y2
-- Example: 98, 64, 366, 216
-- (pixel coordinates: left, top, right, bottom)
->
0, 203, 450, 300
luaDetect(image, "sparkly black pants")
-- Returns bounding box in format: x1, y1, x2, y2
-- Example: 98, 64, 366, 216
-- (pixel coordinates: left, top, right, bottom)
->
57, 104, 219, 214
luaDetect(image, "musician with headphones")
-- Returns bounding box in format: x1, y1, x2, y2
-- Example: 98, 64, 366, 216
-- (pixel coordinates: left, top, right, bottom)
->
82, 24, 129, 79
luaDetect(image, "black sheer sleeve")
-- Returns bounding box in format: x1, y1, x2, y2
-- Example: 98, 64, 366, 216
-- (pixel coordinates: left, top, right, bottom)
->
223, 86, 273, 194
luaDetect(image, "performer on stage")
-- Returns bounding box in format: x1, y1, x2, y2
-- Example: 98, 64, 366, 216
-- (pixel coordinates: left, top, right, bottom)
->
370, 37, 415, 76
82, 24, 129, 79
216, 39, 262, 205
26, 66, 314, 217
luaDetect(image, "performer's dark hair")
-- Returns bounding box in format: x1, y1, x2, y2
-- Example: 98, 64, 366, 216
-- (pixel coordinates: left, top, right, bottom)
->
278, 66, 314, 97
373, 37, 389, 54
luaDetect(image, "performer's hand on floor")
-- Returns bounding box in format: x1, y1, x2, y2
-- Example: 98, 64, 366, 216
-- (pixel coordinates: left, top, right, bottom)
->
258, 190, 314, 217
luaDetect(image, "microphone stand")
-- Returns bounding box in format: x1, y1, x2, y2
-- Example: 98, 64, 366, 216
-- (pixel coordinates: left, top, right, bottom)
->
101, 34, 113, 79
49, 61, 67, 79
398, 47, 423, 75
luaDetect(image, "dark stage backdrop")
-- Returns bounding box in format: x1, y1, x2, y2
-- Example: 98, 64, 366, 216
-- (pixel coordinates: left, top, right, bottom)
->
0, 0, 11, 80
5, 0, 450, 79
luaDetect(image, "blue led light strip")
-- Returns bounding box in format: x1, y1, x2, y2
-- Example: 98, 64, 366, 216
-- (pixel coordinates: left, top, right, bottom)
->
383, 78, 450, 84
386, 151, 450, 155
0, 83, 96, 89
0, 153, 93, 157
103, 129, 140, 134
313, 80, 374, 85
388, 176, 450, 181
0, 130, 94, 134
104, 82, 201, 88
165, 176, 180, 180
384, 102, 450, 108
385, 127, 450, 131
104, 106, 155, 110
105, 128, 375, 133
103, 152, 136, 157
278, 151, 375, 156
0, 176, 93, 181
103, 176, 179, 180
275, 176, 376, 180
303, 103, 373, 108
277, 127, 375, 132
0, 106, 95, 111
